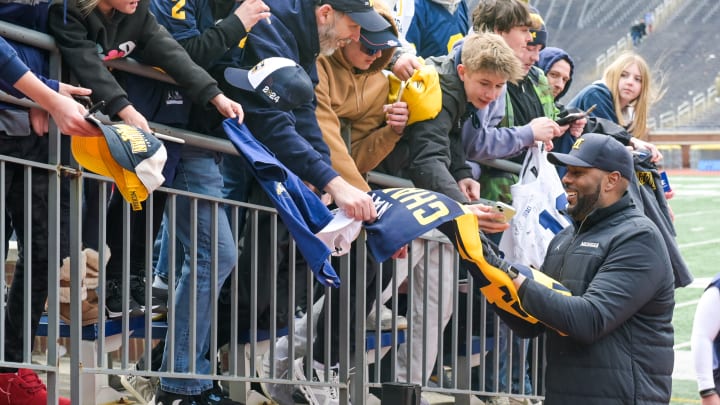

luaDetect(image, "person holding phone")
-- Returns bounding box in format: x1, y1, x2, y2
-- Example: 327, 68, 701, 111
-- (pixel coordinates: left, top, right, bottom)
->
568, 51, 663, 162
461, 2, 585, 181
462, 5, 582, 400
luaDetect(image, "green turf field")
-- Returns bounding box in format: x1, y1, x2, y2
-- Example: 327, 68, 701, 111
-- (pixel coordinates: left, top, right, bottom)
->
665, 175, 720, 404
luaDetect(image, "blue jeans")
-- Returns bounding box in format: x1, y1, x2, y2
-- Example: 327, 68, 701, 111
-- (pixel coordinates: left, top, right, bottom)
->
154, 218, 184, 282
220, 153, 251, 231
159, 147, 237, 395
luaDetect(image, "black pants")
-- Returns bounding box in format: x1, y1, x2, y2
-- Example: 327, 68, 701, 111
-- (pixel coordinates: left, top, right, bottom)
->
1, 134, 51, 369
312, 243, 379, 366
104, 190, 168, 282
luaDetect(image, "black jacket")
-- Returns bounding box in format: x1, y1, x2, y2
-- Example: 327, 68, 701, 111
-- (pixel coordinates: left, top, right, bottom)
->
499, 193, 675, 404
48, 0, 221, 119
215, 0, 339, 190
376, 46, 473, 202
630, 153, 693, 288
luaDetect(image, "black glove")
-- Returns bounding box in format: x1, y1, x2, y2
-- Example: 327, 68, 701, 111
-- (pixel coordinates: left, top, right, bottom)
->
479, 232, 519, 279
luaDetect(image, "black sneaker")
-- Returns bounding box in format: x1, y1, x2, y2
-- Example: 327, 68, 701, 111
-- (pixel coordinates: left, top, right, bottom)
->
150, 388, 198, 405
197, 385, 241, 405
105, 279, 143, 318
130, 274, 148, 308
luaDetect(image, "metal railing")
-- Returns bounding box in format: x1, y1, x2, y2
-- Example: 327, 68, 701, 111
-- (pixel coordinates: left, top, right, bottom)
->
0, 19, 542, 405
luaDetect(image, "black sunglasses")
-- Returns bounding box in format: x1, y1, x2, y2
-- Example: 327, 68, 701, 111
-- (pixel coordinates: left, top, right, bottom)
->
360, 43, 381, 56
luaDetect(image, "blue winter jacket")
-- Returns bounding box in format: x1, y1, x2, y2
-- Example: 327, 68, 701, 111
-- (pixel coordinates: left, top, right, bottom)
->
0, 2, 59, 106
222, 0, 338, 191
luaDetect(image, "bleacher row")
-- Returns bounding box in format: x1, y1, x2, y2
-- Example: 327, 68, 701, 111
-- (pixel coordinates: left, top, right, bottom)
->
534, 0, 720, 133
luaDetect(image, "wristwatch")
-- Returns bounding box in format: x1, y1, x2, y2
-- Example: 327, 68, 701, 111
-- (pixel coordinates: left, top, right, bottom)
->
700, 388, 718, 398
501, 262, 520, 280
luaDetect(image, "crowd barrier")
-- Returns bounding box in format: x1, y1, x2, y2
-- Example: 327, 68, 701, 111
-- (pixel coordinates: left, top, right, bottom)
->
0, 19, 544, 405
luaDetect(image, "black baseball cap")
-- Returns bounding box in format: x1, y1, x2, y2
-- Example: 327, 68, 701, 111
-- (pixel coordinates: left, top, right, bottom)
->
547, 133, 634, 179
224, 57, 314, 111
322, 0, 390, 31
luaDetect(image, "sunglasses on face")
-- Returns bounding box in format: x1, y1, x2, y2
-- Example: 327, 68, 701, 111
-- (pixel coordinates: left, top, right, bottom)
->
360, 43, 381, 56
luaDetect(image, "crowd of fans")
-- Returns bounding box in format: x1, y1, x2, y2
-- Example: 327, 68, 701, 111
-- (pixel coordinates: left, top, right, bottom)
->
0, 0, 694, 405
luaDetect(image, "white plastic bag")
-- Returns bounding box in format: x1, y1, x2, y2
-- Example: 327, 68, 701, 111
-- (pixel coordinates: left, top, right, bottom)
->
499, 143, 571, 268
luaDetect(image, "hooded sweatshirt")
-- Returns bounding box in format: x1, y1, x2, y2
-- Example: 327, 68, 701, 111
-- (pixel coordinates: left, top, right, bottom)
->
47, 0, 222, 119
315, 5, 399, 192
215, 0, 338, 190
537, 46, 575, 101
0, 2, 60, 101
0, 1, 63, 136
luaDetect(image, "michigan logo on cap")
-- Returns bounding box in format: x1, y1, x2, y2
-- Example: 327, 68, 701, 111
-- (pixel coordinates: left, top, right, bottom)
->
72, 117, 167, 210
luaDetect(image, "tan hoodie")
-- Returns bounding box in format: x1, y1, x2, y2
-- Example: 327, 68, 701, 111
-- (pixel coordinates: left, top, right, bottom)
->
315, 4, 399, 192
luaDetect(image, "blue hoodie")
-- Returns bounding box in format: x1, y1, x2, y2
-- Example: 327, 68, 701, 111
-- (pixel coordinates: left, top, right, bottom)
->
0, 38, 31, 96
224, 0, 338, 191
0, 2, 60, 107
537, 46, 574, 101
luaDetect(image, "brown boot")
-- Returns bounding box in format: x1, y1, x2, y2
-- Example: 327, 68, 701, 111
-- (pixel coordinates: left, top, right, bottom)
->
58, 252, 99, 326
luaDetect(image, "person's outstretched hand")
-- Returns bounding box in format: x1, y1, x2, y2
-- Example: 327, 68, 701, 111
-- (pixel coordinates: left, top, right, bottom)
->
211, 94, 244, 123
324, 176, 377, 222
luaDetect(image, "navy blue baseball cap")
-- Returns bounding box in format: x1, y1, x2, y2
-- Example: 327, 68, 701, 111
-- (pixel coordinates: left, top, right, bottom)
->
360, 26, 400, 52
224, 57, 314, 111
322, 0, 390, 32
547, 133, 634, 179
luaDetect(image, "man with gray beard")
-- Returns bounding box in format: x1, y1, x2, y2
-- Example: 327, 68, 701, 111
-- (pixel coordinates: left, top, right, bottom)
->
223, 0, 388, 213
217, 0, 389, 389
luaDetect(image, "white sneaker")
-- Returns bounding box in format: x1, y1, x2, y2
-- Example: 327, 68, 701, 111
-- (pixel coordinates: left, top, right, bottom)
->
262, 351, 294, 405
121, 374, 158, 405
293, 362, 340, 405
366, 305, 407, 331
308, 364, 340, 405
291, 358, 319, 405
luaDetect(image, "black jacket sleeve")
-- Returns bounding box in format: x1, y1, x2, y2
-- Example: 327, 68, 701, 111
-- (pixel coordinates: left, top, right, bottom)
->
518, 219, 672, 344
48, 1, 131, 117
403, 92, 469, 202
132, 12, 221, 107
177, 14, 247, 70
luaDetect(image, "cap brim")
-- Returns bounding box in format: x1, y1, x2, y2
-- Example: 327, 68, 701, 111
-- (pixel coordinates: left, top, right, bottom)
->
224, 67, 254, 92
71, 136, 148, 209
360, 28, 400, 51
347, 9, 391, 32
71, 135, 114, 180
547, 152, 593, 168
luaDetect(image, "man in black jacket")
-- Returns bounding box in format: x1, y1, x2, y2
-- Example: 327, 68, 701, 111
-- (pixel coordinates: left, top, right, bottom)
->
493, 133, 675, 404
